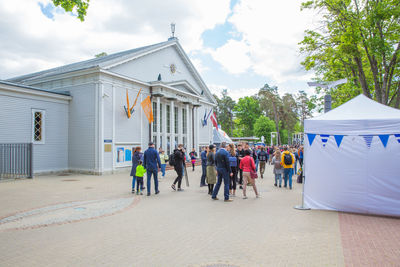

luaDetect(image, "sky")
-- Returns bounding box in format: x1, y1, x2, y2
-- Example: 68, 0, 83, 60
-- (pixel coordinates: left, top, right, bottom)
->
0, 0, 320, 100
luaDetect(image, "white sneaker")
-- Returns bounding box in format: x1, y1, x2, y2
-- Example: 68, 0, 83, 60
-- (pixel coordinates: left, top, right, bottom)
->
243, 196, 248, 199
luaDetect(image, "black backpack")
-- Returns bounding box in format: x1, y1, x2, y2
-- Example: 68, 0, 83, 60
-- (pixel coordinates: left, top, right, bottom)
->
169, 153, 175, 166
284, 153, 293, 165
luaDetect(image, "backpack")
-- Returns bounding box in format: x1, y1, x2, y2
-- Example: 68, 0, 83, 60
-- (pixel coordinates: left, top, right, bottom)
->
229, 156, 237, 167
168, 153, 175, 166
258, 151, 267, 161
284, 153, 293, 165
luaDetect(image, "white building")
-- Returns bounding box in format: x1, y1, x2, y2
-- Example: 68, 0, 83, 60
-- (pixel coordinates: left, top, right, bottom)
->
1, 38, 216, 175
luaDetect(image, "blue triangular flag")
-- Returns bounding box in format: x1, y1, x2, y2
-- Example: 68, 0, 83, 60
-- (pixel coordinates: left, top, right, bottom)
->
307, 133, 316, 146
378, 135, 389, 148
362, 135, 374, 148
395, 134, 400, 144
334, 135, 344, 148
320, 134, 330, 147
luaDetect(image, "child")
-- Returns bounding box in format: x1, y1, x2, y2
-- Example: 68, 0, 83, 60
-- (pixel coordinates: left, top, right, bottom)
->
135, 160, 146, 195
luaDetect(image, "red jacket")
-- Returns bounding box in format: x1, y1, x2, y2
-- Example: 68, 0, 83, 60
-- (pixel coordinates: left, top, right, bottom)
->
240, 155, 255, 172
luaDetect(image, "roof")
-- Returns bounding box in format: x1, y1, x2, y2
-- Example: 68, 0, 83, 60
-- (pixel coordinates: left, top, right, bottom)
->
305, 94, 400, 135
0, 80, 70, 96
7, 41, 170, 83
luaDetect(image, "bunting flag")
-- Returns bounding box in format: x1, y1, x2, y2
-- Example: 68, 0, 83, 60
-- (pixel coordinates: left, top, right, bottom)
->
320, 134, 330, 147
140, 96, 153, 123
395, 134, 400, 143
334, 135, 344, 148
362, 135, 374, 148
378, 135, 390, 148
307, 133, 316, 146
210, 112, 218, 130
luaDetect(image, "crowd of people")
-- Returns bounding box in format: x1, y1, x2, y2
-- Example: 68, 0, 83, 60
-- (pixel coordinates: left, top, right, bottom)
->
129, 141, 304, 201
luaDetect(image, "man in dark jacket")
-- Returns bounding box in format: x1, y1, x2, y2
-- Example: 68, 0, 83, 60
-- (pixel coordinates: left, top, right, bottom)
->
200, 146, 208, 187
143, 142, 161, 196
258, 146, 268, 178
171, 144, 185, 191
212, 142, 233, 202
236, 144, 245, 188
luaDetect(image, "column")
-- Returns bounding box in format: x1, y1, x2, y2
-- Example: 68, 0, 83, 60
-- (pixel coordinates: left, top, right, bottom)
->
194, 107, 198, 151
170, 100, 175, 149
186, 104, 191, 149
156, 97, 161, 149
162, 101, 167, 152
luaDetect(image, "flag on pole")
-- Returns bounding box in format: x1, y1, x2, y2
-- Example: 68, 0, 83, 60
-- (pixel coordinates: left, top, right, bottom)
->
141, 96, 153, 123
210, 112, 218, 130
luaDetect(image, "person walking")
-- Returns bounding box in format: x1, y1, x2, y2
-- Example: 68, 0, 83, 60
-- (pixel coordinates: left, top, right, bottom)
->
257, 146, 268, 178
130, 146, 143, 193
236, 144, 245, 188
143, 142, 161, 196
281, 147, 295, 189
272, 150, 283, 187
298, 146, 304, 167
206, 144, 216, 195
228, 143, 238, 197
135, 160, 146, 195
189, 148, 198, 171
171, 144, 185, 191
240, 149, 259, 199
211, 142, 233, 202
159, 150, 168, 179
268, 146, 274, 164
200, 146, 208, 187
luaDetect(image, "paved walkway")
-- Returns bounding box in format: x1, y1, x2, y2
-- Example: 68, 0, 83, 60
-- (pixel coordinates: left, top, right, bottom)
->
0, 164, 399, 266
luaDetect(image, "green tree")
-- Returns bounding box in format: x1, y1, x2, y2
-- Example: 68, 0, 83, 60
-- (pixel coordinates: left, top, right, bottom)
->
233, 96, 261, 137
254, 116, 276, 143
300, 0, 400, 108
213, 89, 236, 136
259, 84, 282, 144
52, 0, 90, 21
280, 93, 299, 134
296, 90, 316, 127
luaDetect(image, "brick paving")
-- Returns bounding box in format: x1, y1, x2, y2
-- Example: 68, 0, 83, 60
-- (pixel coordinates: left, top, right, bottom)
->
0, 164, 397, 266
339, 213, 400, 267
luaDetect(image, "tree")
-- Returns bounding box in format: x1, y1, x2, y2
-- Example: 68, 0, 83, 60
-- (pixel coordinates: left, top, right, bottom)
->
259, 84, 282, 144
214, 89, 236, 136
280, 93, 299, 134
52, 0, 90, 21
254, 116, 276, 143
300, 0, 400, 108
233, 96, 262, 137
296, 90, 316, 127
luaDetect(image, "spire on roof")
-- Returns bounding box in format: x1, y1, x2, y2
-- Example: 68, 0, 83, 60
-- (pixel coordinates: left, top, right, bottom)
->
168, 22, 178, 41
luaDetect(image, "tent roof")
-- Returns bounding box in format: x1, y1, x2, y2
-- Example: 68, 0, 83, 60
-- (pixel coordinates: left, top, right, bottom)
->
309, 94, 400, 121
213, 128, 233, 144
305, 94, 400, 135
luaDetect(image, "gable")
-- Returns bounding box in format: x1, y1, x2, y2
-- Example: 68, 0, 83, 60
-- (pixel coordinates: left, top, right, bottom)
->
106, 43, 215, 104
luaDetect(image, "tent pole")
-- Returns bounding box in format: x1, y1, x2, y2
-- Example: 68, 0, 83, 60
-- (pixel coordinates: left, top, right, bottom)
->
294, 147, 310, 210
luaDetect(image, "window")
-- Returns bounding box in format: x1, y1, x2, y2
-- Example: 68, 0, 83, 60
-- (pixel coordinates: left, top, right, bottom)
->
153, 135, 157, 149
166, 105, 171, 133
183, 136, 187, 148
175, 136, 178, 148
182, 108, 187, 134
152, 102, 157, 132
160, 103, 163, 133
174, 107, 178, 134
32, 109, 45, 144
167, 136, 171, 155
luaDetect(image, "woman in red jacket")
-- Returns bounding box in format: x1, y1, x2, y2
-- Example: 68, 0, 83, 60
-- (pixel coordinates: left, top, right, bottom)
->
239, 149, 260, 199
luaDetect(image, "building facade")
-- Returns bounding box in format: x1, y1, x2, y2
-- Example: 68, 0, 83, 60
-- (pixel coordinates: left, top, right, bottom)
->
3, 38, 216, 175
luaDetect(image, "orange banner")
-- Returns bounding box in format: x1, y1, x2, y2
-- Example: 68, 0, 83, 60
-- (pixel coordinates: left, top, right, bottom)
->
141, 96, 154, 123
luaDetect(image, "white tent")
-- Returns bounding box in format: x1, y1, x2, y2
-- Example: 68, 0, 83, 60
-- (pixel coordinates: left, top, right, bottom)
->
213, 127, 233, 144
304, 94, 400, 216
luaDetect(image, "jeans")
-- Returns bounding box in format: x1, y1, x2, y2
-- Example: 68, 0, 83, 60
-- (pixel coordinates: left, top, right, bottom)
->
161, 164, 166, 177
201, 164, 207, 186
283, 168, 292, 188
132, 176, 136, 189
255, 159, 259, 172
173, 165, 183, 189
275, 173, 282, 186
146, 169, 159, 194
212, 168, 230, 200
294, 160, 298, 174
136, 177, 143, 192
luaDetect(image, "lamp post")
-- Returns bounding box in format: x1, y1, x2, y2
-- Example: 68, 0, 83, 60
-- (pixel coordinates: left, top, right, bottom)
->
307, 78, 347, 113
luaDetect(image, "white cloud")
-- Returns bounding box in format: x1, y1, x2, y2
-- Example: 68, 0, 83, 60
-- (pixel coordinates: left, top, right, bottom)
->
208, 83, 259, 101
0, 0, 231, 78
207, 0, 319, 90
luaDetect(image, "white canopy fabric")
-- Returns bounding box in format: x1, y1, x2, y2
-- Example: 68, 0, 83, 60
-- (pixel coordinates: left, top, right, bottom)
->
213, 128, 233, 144
304, 94, 400, 216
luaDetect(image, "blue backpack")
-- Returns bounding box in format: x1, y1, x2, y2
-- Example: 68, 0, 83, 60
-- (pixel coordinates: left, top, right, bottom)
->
229, 156, 237, 167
